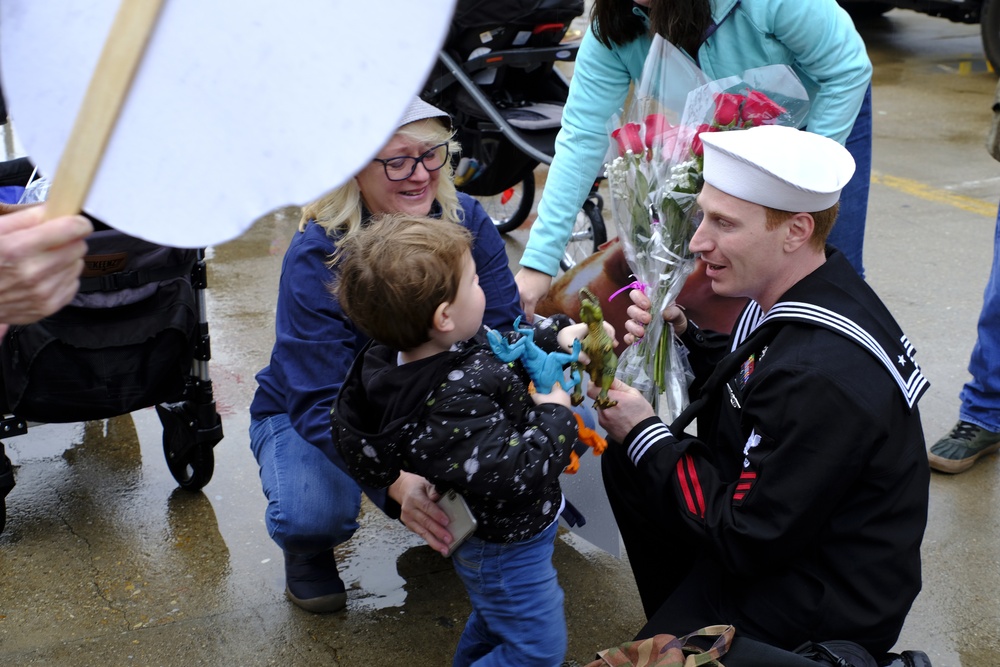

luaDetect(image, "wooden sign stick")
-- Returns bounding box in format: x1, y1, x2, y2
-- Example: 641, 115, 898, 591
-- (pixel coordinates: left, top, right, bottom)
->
44, 0, 165, 219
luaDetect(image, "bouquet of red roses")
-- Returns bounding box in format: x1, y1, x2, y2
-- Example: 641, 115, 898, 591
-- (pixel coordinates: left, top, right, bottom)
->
606, 36, 810, 422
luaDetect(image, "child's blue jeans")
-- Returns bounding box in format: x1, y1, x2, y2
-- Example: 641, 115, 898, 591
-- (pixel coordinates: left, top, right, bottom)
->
450, 520, 566, 667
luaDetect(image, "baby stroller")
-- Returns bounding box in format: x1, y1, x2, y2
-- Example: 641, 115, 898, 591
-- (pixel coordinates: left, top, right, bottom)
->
0, 159, 224, 536
423, 0, 607, 271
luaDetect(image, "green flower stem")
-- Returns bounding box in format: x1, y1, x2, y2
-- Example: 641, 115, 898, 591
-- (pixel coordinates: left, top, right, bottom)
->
654, 319, 671, 388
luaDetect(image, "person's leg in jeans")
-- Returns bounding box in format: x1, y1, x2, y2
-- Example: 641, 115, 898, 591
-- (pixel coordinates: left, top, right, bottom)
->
828, 84, 872, 278
450, 521, 566, 667
930, 208, 1000, 472
249, 413, 361, 611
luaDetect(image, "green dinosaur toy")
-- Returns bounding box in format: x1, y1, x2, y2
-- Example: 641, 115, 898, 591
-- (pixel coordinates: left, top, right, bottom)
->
572, 287, 618, 409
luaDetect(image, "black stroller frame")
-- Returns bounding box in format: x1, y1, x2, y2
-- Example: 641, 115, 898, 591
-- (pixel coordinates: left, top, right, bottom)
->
0, 158, 223, 536
423, 0, 608, 271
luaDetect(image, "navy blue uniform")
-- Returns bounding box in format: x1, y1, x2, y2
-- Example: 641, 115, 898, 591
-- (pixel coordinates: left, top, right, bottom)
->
604, 249, 929, 656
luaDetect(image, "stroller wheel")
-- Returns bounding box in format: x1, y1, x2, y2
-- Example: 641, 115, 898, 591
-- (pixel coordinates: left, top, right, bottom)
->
164, 436, 215, 491
157, 402, 219, 491
0, 449, 14, 536
560, 196, 607, 272
479, 175, 535, 234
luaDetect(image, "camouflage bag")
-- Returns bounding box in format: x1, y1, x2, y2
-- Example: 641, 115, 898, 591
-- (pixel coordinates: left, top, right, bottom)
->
585, 624, 734, 667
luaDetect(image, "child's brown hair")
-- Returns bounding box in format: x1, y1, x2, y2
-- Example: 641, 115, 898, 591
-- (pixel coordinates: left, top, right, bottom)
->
332, 213, 473, 350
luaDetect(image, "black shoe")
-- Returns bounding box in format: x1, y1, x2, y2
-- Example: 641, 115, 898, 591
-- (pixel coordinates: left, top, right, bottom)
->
283, 549, 347, 613
877, 650, 932, 667
928, 420, 1000, 473
795, 640, 877, 666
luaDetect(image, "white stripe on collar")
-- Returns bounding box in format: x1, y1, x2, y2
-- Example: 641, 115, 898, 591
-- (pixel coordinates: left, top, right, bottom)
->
750, 301, 928, 409
731, 302, 764, 352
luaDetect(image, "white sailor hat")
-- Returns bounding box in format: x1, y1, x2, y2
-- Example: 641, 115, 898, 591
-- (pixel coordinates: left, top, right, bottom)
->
700, 125, 855, 212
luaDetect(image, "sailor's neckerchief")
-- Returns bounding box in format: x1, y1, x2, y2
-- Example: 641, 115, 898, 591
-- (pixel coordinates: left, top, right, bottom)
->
669, 250, 928, 436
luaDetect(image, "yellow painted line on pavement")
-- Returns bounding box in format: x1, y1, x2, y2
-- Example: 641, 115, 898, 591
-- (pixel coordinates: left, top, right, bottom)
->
871, 172, 997, 218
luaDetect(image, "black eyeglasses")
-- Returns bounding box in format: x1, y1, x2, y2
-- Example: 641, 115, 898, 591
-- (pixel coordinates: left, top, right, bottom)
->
372, 142, 450, 181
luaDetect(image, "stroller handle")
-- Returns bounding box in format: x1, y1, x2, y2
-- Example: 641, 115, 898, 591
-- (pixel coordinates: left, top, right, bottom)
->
437, 50, 554, 166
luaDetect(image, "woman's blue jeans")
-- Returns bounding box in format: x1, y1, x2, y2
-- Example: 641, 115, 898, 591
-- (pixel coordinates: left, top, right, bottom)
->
959, 208, 1000, 432
450, 520, 566, 667
249, 413, 361, 554
829, 84, 873, 278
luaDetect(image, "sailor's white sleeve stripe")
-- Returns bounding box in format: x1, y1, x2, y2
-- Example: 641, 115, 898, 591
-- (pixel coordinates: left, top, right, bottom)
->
627, 422, 674, 464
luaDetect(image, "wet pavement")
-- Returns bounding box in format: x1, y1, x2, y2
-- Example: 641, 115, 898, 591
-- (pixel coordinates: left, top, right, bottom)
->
2, 8, 1000, 667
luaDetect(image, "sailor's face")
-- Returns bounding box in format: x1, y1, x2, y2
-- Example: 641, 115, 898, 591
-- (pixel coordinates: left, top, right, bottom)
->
690, 184, 790, 311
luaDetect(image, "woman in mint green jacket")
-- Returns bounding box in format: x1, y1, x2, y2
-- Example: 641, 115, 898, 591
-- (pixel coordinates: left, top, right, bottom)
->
515, 0, 873, 318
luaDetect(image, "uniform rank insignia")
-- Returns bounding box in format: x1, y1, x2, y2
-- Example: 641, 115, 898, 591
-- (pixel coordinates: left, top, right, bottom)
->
736, 354, 755, 390
733, 470, 756, 504
735, 429, 762, 505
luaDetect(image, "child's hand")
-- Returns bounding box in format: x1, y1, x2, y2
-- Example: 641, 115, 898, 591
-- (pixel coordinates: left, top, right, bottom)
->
557, 322, 618, 365
556, 323, 586, 353
602, 321, 617, 344
531, 381, 572, 408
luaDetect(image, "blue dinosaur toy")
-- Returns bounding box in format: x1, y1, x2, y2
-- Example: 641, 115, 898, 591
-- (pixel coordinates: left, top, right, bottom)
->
487, 316, 581, 394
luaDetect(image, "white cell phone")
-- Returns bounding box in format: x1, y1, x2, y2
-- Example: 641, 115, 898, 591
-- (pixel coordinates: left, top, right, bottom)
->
436, 489, 478, 557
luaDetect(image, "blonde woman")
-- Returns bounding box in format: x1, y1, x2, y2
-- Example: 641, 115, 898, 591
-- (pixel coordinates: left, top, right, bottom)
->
249, 98, 522, 613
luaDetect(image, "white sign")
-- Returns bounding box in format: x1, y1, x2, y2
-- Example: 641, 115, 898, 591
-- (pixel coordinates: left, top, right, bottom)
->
1, 0, 456, 247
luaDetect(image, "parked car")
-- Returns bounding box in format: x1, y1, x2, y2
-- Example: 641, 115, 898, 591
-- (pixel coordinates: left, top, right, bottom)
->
838, 0, 1000, 72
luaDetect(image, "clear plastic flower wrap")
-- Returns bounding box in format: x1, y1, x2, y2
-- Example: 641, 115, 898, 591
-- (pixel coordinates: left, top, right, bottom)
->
17, 171, 49, 205
606, 36, 810, 423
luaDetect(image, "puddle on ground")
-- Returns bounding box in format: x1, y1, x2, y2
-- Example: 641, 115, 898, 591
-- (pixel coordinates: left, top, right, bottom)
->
335, 497, 427, 610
